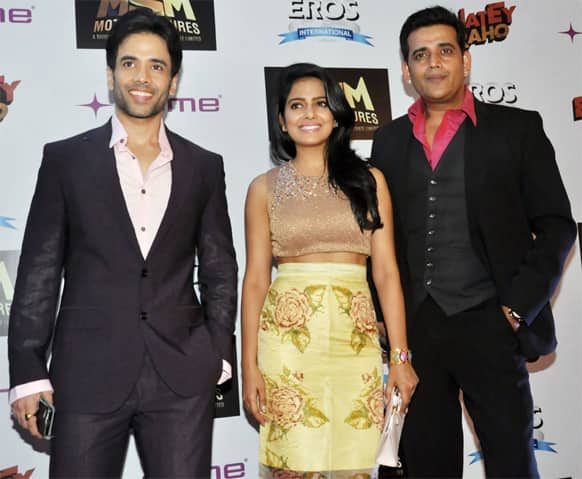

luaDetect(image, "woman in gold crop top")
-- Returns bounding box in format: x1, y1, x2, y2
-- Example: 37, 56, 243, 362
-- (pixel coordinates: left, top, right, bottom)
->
242, 63, 418, 478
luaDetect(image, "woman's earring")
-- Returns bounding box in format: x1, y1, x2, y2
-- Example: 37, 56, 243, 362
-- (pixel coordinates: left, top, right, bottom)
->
333, 121, 338, 127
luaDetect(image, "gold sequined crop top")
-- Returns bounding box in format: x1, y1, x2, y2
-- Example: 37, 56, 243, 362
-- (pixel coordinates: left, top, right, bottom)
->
267, 163, 371, 258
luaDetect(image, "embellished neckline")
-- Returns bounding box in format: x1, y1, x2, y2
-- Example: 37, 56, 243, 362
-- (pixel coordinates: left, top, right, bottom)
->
288, 160, 327, 179
270, 163, 336, 212
284, 162, 329, 197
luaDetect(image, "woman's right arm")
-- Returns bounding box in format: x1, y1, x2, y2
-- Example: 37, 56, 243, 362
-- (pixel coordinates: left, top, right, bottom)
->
241, 174, 273, 425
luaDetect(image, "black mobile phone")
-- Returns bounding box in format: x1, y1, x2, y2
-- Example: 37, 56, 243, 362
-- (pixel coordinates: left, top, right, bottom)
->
36, 396, 55, 439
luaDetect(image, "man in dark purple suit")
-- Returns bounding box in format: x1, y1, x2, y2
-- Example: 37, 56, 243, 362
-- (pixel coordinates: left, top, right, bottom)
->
8, 8, 237, 478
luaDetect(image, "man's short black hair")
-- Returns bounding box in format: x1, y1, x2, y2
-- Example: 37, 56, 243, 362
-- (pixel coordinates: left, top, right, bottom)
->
106, 8, 182, 77
400, 6, 467, 61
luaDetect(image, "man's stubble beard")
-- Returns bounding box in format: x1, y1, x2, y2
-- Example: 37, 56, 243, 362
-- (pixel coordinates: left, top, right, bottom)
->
112, 81, 170, 120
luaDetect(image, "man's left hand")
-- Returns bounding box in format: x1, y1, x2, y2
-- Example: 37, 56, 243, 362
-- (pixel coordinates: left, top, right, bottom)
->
501, 305, 520, 332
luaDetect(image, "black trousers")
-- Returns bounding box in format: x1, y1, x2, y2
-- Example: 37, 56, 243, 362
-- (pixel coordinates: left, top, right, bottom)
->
49, 353, 215, 479
401, 296, 539, 478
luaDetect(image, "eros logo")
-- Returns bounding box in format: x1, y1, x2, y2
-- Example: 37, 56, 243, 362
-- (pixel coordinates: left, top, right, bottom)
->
289, 0, 360, 21
470, 82, 517, 104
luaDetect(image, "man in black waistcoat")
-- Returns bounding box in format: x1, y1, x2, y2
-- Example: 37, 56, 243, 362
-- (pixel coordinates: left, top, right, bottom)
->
8, 9, 237, 478
371, 6, 576, 478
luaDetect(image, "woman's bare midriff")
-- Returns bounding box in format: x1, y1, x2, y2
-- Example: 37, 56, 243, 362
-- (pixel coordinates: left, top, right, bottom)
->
277, 251, 367, 266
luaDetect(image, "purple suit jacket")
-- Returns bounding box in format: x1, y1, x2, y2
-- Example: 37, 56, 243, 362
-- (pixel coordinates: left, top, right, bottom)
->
8, 121, 238, 413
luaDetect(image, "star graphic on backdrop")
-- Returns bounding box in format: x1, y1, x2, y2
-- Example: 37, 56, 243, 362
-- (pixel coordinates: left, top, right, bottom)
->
78, 93, 111, 117
0, 216, 16, 229
558, 23, 582, 42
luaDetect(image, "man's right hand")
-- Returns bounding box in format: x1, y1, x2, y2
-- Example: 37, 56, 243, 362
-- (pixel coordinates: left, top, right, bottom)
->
11, 391, 53, 439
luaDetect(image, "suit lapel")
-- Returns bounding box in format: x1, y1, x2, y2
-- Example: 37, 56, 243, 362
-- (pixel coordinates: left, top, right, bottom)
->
84, 122, 143, 259
386, 120, 414, 236
146, 128, 198, 261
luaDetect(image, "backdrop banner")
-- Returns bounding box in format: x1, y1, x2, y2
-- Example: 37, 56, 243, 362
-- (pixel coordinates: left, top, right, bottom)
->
1, 2, 580, 478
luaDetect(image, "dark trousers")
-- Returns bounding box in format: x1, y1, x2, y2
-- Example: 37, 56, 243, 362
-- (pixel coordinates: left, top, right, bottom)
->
49, 353, 215, 479
401, 296, 539, 478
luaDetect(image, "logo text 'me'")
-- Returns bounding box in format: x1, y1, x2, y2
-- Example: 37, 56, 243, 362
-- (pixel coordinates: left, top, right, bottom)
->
167, 97, 220, 113
0, 8, 32, 23
211, 462, 245, 479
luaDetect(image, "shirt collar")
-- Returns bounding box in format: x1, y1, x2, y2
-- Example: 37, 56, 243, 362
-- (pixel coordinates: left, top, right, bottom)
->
407, 87, 477, 126
109, 114, 173, 160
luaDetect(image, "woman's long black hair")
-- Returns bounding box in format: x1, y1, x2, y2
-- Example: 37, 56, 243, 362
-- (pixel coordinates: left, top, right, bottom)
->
270, 63, 382, 232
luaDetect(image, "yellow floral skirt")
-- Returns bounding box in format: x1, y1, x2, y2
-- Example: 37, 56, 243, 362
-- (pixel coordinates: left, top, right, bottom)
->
258, 263, 383, 477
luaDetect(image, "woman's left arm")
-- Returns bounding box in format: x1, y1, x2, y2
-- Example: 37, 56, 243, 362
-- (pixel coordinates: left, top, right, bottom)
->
369, 167, 418, 411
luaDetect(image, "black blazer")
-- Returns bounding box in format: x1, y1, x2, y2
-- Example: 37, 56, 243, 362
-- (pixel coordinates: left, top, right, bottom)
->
8, 122, 238, 412
371, 100, 576, 360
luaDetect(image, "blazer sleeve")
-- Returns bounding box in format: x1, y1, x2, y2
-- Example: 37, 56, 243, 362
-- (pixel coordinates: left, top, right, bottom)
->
506, 111, 576, 324
196, 155, 238, 364
8, 146, 67, 387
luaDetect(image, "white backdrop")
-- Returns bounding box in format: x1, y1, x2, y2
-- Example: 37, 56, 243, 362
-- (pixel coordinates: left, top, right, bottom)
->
1, 1, 581, 478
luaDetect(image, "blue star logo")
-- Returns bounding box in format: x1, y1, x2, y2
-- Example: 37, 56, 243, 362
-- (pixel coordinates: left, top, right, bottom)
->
468, 451, 483, 465
0, 216, 16, 229
469, 439, 558, 465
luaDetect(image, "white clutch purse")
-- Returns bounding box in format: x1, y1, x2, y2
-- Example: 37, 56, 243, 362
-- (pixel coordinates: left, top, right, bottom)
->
375, 387, 405, 467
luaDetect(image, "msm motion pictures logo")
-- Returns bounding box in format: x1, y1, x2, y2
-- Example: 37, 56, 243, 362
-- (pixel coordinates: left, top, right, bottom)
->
264, 67, 390, 141
75, 0, 216, 50
280, 0, 372, 46
458, 2, 516, 48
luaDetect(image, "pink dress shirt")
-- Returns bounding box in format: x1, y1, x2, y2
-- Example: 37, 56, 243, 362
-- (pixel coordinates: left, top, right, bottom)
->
10, 115, 230, 404
408, 88, 477, 170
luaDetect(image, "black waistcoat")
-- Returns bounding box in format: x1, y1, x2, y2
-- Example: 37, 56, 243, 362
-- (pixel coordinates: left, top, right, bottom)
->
406, 122, 496, 315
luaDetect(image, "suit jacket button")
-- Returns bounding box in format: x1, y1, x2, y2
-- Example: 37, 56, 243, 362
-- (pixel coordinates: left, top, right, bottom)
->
141, 268, 148, 277
140, 312, 148, 321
